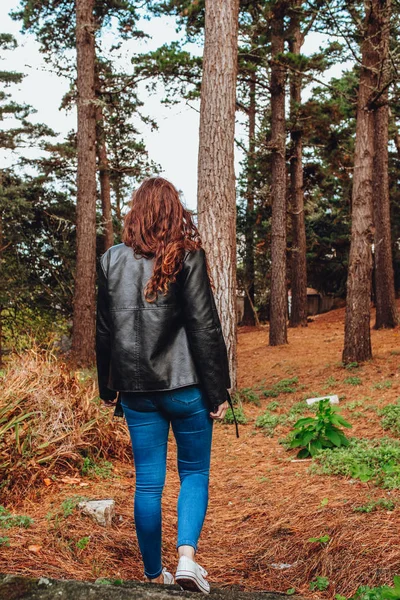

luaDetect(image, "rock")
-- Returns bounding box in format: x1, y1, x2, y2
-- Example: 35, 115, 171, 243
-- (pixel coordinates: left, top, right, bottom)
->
0, 574, 303, 600
306, 394, 339, 406
78, 499, 115, 527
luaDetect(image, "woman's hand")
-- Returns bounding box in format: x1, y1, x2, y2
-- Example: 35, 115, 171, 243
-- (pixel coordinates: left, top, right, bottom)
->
209, 401, 229, 421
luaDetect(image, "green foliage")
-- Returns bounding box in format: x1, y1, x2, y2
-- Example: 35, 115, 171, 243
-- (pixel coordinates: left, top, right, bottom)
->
255, 411, 286, 436
350, 577, 400, 600
289, 399, 352, 458
310, 576, 330, 591
373, 380, 393, 390
379, 401, 400, 436
287, 401, 308, 422
344, 376, 362, 386
308, 534, 330, 543
353, 498, 395, 513
232, 387, 260, 406
81, 457, 113, 479
224, 405, 247, 425
60, 496, 86, 519
0, 536, 10, 546
311, 438, 400, 488
267, 401, 279, 411
262, 377, 299, 398
345, 362, 360, 371
76, 536, 90, 550
0, 506, 33, 529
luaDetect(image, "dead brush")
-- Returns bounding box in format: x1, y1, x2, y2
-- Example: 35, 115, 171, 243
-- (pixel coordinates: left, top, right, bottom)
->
0, 347, 130, 504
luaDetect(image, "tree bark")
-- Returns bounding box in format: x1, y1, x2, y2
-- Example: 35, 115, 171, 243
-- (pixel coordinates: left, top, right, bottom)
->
72, 0, 97, 365
372, 0, 398, 329
197, 0, 239, 388
269, 0, 288, 346
242, 71, 256, 326
95, 68, 114, 252
343, 1, 378, 363
288, 1, 307, 328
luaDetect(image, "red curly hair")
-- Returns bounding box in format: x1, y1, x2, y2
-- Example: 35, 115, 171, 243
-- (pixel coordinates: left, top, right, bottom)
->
123, 177, 203, 302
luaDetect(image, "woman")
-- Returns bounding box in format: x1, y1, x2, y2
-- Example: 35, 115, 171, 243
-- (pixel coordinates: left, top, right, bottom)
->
96, 177, 238, 594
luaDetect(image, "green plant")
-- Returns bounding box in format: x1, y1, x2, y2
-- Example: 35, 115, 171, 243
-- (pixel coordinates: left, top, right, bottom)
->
379, 401, 400, 436
255, 411, 286, 436
267, 401, 279, 411
81, 457, 113, 479
60, 496, 86, 518
232, 388, 260, 406
347, 400, 364, 411
344, 376, 362, 386
76, 536, 90, 550
372, 380, 392, 390
353, 498, 395, 513
262, 377, 299, 398
311, 437, 400, 489
224, 405, 247, 425
308, 534, 330, 543
310, 576, 330, 591
0, 536, 10, 546
287, 401, 309, 422
286, 588, 296, 595
350, 576, 400, 600
0, 506, 33, 529
288, 399, 352, 458
345, 362, 359, 370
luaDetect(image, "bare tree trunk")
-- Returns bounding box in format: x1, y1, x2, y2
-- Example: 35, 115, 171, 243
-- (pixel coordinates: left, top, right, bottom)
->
269, 0, 288, 346
197, 0, 239, 388
95, 69, 114, 252
242, 71, 256, 326
343, 0, 377, 363
288, 1, 307, 328
72, 0, 97, 365
372, 0, 398, 329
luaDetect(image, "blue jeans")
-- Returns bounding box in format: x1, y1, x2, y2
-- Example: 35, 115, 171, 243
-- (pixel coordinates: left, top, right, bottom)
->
120, 385, 213, 579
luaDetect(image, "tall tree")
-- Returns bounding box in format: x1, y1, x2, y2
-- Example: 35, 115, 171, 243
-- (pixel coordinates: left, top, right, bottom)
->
269, 0, 288, 346
343, 0, 378, 363
71, 0, 97, 363
288, 0, 307, 328
372, 0, 398, 329
197, 0, 239, 386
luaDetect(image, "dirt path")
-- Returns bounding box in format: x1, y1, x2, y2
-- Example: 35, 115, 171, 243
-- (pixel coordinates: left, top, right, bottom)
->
2, 307, 400, 599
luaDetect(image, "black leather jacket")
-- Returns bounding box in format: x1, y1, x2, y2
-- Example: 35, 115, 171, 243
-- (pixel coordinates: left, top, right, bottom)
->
96, 243, 236, 430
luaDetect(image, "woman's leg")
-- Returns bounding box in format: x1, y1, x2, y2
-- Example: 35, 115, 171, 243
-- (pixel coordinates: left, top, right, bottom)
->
165, 386, 213, 556
121, 398, 170, 580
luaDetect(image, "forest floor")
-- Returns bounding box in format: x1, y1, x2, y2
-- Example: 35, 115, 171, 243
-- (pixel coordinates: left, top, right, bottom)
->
2, 305, 400, 599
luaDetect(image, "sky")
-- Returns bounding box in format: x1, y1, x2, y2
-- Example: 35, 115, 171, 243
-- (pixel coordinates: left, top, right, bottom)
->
1, 1, 348, 212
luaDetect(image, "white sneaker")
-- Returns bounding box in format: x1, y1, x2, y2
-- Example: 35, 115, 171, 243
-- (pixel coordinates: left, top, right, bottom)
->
175, 555, 210, 594
162, 567, 175, 585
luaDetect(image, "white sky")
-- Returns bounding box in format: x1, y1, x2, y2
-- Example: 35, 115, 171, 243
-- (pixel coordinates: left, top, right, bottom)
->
1, 0, 347, 212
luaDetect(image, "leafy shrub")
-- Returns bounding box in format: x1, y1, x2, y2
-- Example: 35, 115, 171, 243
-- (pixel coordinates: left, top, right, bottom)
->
309, 577, 329, 591
353, 498, 395, 513
262, 377, 298, 398
224, 405, 247, 425
373, 380, 392, 390
232, 387, 261, 406
350, 576, 400, 600
289, 398, 352, 458
344, 376, 362, 386
0, 506, 33, 529
379, 401, 400, 436
255, 411, 286, 436
311, 437, 400, 489
81, 457, 114, 479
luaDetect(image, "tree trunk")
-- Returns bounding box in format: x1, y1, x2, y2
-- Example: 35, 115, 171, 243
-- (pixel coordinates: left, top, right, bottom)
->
343, 0, 377, 363
72, 0, 97, 365
242, 71, 256, 326
197, 0, 239, 388
372, 0, 398, 329
95, 69, 114, 252
288, 1, 307, 328
269, 0, 288, 346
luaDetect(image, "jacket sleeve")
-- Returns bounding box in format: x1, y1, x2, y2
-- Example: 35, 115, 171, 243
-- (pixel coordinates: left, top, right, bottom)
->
180, 248, 231, 408
96, 258, 117, 402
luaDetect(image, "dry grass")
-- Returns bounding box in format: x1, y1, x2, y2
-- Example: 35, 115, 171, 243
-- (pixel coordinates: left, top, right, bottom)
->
0, 348, 130, 503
